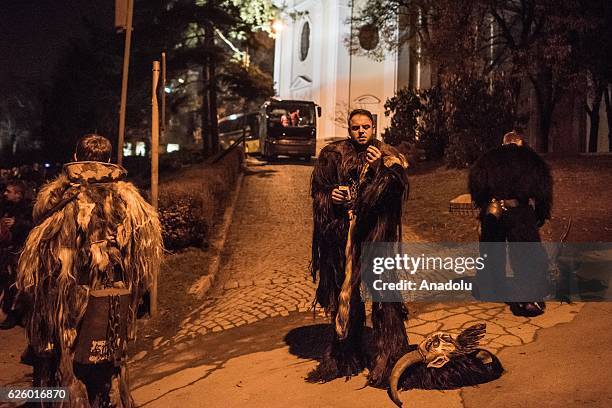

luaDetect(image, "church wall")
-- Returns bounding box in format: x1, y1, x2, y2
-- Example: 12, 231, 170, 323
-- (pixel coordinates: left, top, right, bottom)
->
274, 0, 401, 148
347, 0, 397, 141
275, 2, 598, 155
289, 1, 315, 100
328, 2, 352, 141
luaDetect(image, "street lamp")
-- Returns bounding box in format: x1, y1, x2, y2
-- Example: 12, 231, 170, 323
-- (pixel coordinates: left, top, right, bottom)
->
272, 19, 284, 34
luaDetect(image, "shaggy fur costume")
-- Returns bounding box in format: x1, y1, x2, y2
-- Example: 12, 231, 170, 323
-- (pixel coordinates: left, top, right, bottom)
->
309, 139, 410, 387
17, 161, 163, 407
400, 349, 503, 390
468, 144, 553, 301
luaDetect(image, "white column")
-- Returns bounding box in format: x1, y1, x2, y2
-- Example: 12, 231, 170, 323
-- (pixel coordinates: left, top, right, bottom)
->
273, 29, 282, 96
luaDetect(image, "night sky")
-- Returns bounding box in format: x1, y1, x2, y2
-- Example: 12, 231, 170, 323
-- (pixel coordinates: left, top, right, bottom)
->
0, 0, 113, 86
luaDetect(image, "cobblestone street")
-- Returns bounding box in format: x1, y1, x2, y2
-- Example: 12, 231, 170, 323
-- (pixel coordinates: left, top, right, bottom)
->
170, 161, 322, 343
0, 160, 597, 408
141, 161, 583, 352
128, 160, 594, 408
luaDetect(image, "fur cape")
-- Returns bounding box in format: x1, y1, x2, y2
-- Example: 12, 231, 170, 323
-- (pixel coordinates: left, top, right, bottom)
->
16, 161, 162, 407
468, 144, 553, 225
310, 139, 409, 311
309, 139, 410, 385
468, 145, 553, 301
401, 349, 503, 390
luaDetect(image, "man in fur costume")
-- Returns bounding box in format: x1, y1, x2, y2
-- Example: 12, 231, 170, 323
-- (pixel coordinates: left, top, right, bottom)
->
468, 131, 552, 317
17, 134, 163, 407
309, 109, 410, 387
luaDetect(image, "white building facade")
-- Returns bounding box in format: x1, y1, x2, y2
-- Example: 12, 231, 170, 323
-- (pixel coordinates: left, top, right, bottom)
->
274, 1, 610, 154
273, 0, 428, 146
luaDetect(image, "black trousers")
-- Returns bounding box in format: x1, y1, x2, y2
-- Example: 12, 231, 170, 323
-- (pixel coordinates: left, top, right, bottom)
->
476, 205, 549, 301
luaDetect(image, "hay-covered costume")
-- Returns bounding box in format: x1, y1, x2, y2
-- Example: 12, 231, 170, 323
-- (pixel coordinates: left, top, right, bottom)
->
17, 161, 163, 407
468, 144, 552, 302
309, 138, 410, 386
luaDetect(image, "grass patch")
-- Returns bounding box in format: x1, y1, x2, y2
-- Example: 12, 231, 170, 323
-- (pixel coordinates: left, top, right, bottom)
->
404, 162, 478, 242
403, 155, 612, 243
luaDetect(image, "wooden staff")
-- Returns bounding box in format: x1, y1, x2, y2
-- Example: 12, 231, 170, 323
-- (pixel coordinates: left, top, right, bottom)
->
150, 60, 160, 317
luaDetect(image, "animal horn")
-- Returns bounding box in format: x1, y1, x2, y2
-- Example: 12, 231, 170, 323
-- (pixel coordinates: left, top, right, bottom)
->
388, 350, 423, 407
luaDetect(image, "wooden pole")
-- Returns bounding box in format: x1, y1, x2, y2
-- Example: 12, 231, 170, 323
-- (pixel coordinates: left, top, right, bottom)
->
117, 0, 134, 166
150, 60, 160, 318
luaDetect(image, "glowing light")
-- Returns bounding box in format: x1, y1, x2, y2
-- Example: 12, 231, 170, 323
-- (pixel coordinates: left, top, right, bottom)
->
167, 143, 180, 153
164, 87, 172, 94
135, 141, 146, 157
272, 19, 284, 34
229, 114, 238, 120
123, 142, 133, 157
178, 78, 185, 84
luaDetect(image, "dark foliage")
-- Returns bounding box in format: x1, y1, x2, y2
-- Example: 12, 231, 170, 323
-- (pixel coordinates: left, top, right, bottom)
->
384, 76, 521, 167
383, 85, 447, 160
159, 189, 208, 250
157, 146, 242, 250
39, 22, 121, 162
354, 0, 604, 152
444, 76, 520, 168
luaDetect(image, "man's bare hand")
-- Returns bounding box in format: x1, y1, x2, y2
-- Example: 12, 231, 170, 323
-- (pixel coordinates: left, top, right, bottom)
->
331, 188, 349, 205
366, 146, 382, 166
1, 217, 15, 229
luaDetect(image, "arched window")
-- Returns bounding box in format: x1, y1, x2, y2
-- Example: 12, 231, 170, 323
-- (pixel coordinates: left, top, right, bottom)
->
358, 24, 379, 51
299, 22, 310, 61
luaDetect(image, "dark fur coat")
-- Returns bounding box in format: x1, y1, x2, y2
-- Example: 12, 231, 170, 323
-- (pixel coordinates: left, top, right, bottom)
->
310, 138, 411, 385
468, 144, 552, 226
468, 144, 553, 301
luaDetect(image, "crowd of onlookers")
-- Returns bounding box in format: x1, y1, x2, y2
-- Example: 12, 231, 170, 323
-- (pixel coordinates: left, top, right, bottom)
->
0, 162, 61, 329
0, 162, 62, 199
0, 179, 32, 329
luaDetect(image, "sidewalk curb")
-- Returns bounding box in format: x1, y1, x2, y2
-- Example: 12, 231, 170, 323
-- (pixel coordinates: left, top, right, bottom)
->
188, 170, 244, 299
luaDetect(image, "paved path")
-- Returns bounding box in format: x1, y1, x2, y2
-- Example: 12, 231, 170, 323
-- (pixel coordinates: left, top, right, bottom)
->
130, 161, 589, 407
0, 160, 594, 407
170, 161, 321, 343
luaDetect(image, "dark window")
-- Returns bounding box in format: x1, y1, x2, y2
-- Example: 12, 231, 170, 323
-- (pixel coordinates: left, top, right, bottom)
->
300, 22, 310, 61
358, 24, 379, 51
267, 103, 315, 128
246, 113, 259, 139
219, 116, 244, 134
219, 120, 232, 134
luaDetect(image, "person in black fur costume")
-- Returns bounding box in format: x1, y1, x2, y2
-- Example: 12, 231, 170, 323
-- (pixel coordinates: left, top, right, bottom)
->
468, 131, 553, 316
309, 109, 410, 387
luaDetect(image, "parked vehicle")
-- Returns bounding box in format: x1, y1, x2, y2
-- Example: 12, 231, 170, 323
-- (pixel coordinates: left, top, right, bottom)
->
218, 112, 260, 154
259, 99, 321, 160
218, 99, 321, 159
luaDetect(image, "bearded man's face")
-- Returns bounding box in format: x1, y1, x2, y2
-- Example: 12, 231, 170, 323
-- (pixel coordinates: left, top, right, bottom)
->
349, 114, 374, 145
